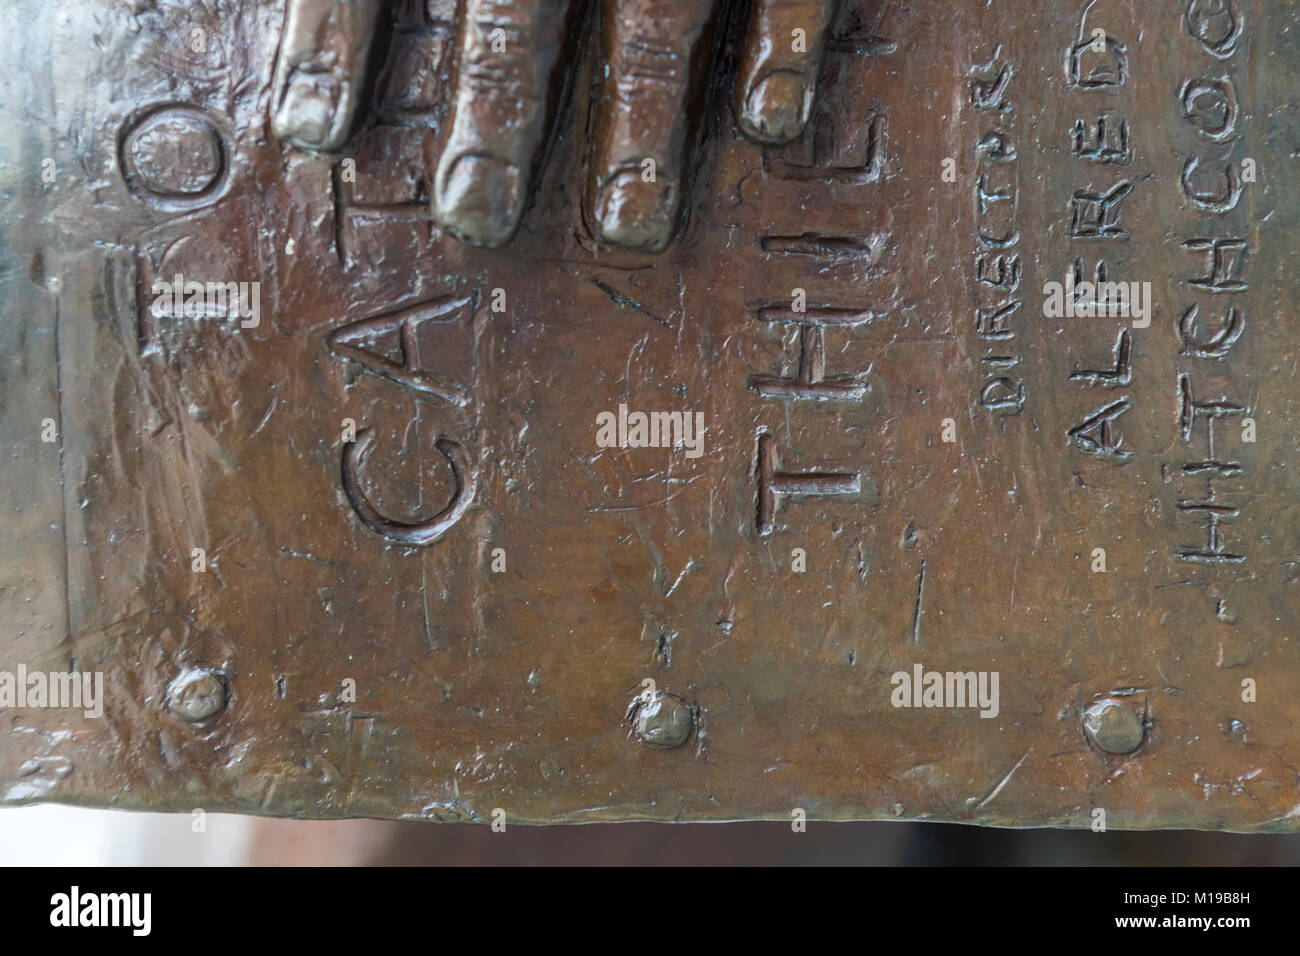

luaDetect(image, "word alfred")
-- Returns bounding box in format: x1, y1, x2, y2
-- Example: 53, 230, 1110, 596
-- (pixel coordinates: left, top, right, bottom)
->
0, 665, 102, 718
1042, 271, 1152, 328
595, 403, 705, 459
891, 664, 1000, 718
151, 273, 261, 328
50, 887, 151, 936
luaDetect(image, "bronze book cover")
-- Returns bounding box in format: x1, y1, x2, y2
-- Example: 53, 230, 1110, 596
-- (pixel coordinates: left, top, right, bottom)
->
0, 0, 1298, 878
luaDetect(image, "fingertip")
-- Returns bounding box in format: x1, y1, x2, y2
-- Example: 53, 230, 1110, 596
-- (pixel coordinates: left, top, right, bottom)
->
273, 71, 345, 151
592, 167, 676, 253
270, 0, 381, 152
738, 70, 812, 145
434, 154, 525, 248
431, 0, 573, 248
734, 0, 834, 146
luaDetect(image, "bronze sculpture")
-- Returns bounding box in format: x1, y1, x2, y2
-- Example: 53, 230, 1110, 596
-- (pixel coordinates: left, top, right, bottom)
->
1, 0, 1297, 832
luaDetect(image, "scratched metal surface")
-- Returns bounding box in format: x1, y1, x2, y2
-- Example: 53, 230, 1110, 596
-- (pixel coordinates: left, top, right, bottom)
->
2, 0, 1299, 829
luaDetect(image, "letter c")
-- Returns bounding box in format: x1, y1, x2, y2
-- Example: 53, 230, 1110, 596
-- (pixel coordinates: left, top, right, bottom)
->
342, 430, 477, 546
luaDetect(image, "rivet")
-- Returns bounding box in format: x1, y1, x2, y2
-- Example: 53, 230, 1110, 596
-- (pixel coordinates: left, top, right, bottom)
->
167, 668, 227, 722
1083, 699, 1144, 754
629, 691, 694, 749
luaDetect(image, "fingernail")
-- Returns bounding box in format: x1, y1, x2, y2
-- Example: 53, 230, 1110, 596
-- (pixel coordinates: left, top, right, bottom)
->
594, 168, 675, 253
742, 70, 810, 145
274, 71, 343, 150
435, 154, 523, 248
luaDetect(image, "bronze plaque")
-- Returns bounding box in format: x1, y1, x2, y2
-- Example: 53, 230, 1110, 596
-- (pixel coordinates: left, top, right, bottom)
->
2, 0, 1298, 830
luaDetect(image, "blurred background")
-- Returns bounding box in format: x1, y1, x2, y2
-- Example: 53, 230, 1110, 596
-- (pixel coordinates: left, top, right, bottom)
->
3, 805, 1299, 865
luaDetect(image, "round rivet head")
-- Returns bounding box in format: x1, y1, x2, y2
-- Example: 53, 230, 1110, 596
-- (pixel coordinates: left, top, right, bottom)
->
630, 692, 694, 749
167, 668, 227, 722
1083, 699, 1144, 754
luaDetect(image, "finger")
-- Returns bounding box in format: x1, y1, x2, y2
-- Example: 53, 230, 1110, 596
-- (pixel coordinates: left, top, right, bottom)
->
433, 0, 573, 248
588, 0, 718, 253
271, 0, 382, 151
735, 0, 835, 145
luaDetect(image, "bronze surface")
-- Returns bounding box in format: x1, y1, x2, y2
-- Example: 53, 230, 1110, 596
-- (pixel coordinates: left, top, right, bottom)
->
1, 0, 1298, 830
